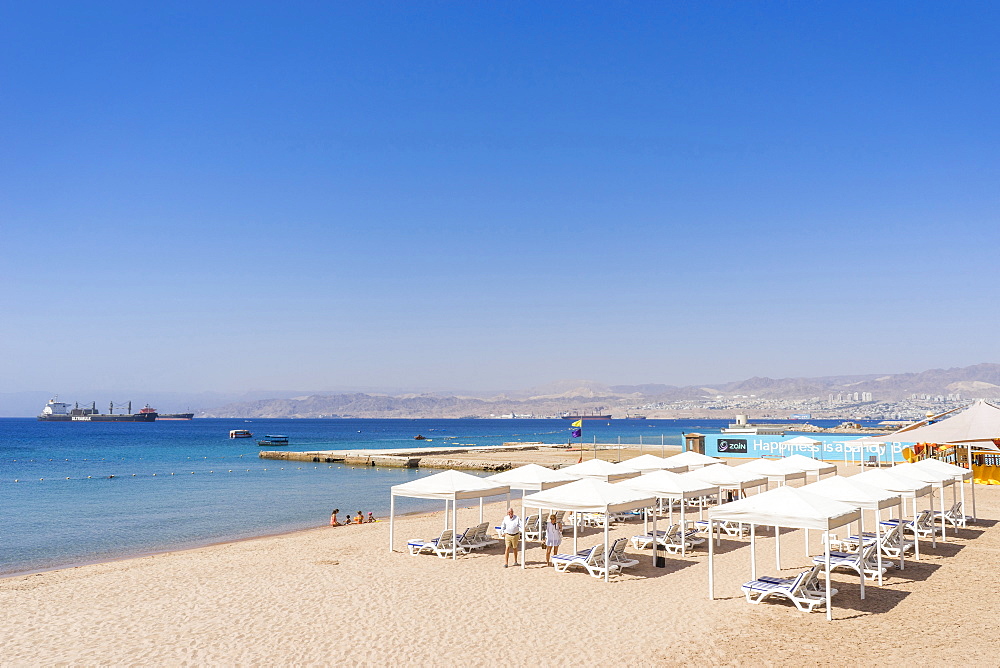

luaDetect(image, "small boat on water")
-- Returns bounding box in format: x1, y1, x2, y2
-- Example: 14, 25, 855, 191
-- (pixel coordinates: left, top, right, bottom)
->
257, 435, 289, 447
229, 429, 253, 439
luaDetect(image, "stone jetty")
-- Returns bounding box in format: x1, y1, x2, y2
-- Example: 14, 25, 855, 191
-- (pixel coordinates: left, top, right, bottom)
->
259, 442, 556, 471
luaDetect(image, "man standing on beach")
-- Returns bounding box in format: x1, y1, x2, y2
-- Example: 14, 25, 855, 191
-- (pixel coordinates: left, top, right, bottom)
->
499, 507, 522, 568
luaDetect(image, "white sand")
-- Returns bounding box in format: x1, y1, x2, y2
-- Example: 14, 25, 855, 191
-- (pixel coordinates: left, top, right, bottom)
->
2, 485, 999, 666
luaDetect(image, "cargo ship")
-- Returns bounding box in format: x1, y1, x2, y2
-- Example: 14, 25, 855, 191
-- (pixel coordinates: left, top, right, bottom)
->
138, 406, 194, 420
561, 409, 612, 420
37, 398, 157, 422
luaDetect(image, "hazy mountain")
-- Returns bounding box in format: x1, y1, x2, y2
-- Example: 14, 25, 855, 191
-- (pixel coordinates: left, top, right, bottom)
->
7, 363, 1000, 418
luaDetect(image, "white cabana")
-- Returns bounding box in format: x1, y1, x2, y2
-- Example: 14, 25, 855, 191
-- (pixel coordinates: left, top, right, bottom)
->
660, 451, 721, 471
559, 458, 641, 483
521, 478, 657, 581
850, 469, 934, 560
615, 470, 720, 556
848, 437, 890, 467
781, 435, 824, 459
389, 470, 510, 560
684, 464, 769, 496
483, 464, 577, 492
707, 486, 861, 621
912, 458, 974, 523
619, 454, 687, 474
889, 463, 956, 541
733, 459, 808, 487
781, 453, 837, 481
802, 475, 905, 582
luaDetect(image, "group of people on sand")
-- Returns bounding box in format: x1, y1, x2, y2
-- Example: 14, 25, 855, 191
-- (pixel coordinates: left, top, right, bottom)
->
499, 508, 563, 568
329, 509, 376, 526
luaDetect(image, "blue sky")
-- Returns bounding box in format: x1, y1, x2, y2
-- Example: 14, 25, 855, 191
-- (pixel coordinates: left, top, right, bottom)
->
1, 2, 998, 395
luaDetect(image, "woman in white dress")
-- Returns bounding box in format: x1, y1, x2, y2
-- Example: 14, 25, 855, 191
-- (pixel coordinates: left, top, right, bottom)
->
544, 514, 563, 566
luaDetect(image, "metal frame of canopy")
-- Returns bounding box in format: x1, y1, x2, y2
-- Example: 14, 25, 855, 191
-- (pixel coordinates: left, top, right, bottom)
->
802, 476, 905, 585
522, 479, 657, 582
388, 470, 511, 560
912, 457, 976, 524
615, 471, 720, 557
707, 486, 862, 622
850, 470, 934, 560
890, 463, 957, 541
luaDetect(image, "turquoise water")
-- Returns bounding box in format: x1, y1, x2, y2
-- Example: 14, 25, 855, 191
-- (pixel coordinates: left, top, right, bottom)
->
0, 417, 855, 576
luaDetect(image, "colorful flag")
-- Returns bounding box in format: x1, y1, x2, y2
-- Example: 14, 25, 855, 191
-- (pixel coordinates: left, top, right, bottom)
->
571, 428, 582, 438
571, 420, 583, 428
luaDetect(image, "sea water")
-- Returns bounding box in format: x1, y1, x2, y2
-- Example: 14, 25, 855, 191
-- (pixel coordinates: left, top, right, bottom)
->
0, 417, 849, 576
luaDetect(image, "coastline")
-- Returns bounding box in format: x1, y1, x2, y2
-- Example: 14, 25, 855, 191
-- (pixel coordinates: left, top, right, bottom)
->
3, 486, 999, 665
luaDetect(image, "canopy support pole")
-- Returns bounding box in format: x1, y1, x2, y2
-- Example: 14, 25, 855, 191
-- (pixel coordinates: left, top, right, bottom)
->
707, 519, 715, 599
825, 531, 832, 622
604, 515, 610, 583
749, 524, 756, 581
651, 504, 658, 567
875, 507, 883, 586
389, 493, 396, 552
681, 500, 687, 556
452, 499, 458, 561
479, 498, 484, 523
774, 525, 780, 570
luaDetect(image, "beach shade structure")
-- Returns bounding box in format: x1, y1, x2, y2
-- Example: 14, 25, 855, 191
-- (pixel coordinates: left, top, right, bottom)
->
389, 470, 510, 560
615, 470, 720, 556
863, 399, 1000, 516
707, 486, 861, 621
851, 469, 933, 560
847, 437, 890, 468
781, 436, 825, 459
660, 451, 722, 471
781, 454, 837, 481
483, 464, 578, 524
733, 459, 808, 487
889, 463, 956, 541
911, 459, 975, 526
521, 478, 657, 581
684, 464, 768, 497
559, 458, 641, 483
802, 475, 904, 581
619, 454, 686, 474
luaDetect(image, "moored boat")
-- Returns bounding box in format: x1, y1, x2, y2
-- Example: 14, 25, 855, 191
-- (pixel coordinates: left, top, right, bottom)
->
229, 429, 253, 438
257, 435, 289, 446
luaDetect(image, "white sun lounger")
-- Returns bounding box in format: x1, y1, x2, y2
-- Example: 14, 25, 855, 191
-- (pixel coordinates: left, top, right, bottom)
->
881, 509, 941, 539
551, 542, 620, 579
741, 564, 836, 612
934, 502, 971, 529
407, 529, 457, 558
812, 541, 886, 580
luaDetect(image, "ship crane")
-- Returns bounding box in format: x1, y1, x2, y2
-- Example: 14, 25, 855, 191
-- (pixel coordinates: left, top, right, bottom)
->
109, 401, 132, 415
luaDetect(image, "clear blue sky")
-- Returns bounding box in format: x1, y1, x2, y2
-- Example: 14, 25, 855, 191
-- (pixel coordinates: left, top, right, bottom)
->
2, 1, 997, 394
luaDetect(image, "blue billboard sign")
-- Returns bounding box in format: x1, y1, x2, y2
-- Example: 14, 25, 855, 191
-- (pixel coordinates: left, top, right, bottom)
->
704, 434, 906, 463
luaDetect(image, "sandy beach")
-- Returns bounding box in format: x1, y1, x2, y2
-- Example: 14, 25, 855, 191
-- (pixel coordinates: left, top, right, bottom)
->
2, 465, 998, 666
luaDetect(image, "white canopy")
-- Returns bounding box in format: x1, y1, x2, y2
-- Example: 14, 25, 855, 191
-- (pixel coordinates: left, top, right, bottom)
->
781, 453, 837, 479
616, 470, 720, 556
801, 475, 902, 511
522, 478, 657, 581
619, 454, 686, 473
390, 469, 510, 500
801, 475, 903, 581
709, 485, 860, 531
912, 458, 972, 481
388, 470, 510, 559
781, 435, 823, 456
890, 462, 956, 489
616, 469, 720, 500
522, 477, 655, 514
851, 469, 932, 498
660, 451, 721, 471
733, 459, 808, 485
483, 464, 577, 491
707, 486, 861, 621
559, 458, 640, 482
684, 464, 769, 492
866, 399, 1000, 445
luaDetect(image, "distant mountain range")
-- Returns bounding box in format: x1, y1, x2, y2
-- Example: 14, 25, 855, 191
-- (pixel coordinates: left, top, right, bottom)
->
195, 363, 1000, 419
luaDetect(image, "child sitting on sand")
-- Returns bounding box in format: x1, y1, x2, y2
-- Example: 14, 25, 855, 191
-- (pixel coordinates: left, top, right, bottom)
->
330, 509, 340, 527
367, 512, 375, 523
355, 511, 364, 525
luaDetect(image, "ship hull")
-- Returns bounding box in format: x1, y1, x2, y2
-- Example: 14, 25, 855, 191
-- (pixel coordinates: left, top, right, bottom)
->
37, 413, 157, 422
156, 413, 194, 420
561, 415, 612, 420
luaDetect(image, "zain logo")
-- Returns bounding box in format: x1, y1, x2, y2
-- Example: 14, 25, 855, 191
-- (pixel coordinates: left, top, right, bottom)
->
718, 439, 748, 453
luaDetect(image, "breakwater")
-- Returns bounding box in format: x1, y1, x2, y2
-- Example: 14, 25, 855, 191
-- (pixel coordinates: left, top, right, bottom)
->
259, 442, 561, 471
